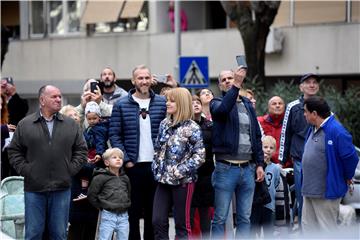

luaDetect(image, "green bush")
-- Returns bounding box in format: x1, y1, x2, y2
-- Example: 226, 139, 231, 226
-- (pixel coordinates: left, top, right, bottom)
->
244, 80, 360, 146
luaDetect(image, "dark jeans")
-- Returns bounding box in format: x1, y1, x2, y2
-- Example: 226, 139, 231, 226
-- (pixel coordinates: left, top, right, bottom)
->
25, 189, 71, 240
250, 205, 275, 238
152, 182, 195, 240
126, 162, 156, 240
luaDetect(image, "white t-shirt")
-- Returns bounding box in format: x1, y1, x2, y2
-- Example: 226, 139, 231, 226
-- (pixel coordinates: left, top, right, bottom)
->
133, 96, 154, 163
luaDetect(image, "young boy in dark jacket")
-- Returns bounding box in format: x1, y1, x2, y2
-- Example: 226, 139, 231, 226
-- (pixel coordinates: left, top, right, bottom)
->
88, 147, 131, 239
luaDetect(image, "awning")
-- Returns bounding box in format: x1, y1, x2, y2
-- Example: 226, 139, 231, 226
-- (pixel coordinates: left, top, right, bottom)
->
120, 0, 144, 19
81, 0, 144, 24
81, 0, 125, 24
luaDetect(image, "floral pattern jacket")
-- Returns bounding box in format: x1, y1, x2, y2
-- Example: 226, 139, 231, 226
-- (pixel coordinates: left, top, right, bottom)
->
152, 118, 205, 185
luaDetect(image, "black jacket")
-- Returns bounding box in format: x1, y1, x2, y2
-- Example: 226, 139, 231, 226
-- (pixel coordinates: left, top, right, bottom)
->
8, 111, 88, 192
88, 168, 131, 213
8, 93, 29, 125
210, 86, 264, 166
278, 96, 311, 163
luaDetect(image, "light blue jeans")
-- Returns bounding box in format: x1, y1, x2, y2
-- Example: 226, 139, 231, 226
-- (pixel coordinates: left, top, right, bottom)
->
211, 162, 256, 239
99, 210, 129, 240
24, 188, 71, 240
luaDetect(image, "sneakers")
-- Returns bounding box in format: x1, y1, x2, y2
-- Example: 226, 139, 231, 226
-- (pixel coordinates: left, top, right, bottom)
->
73, 193, 87, 202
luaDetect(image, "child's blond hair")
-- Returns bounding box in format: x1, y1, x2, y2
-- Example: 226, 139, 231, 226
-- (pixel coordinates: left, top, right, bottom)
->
262, 135, 276, 149
102, 148, 124, 161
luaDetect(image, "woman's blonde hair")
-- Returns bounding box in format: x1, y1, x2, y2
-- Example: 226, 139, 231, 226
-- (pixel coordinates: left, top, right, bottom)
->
60, 104, 79, 116
102, 147, 124, 161
166, 87, 193, 126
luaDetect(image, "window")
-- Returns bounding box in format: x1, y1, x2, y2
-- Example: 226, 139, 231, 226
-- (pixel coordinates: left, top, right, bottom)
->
30, 1, 45, 35
29, 0, 84, 38
1, 1, 20, 39
67, 1, 82, 32
49, 1, 63, 34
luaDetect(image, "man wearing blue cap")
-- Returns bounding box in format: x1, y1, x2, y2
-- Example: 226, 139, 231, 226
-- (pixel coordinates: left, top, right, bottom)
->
278, 73, 320, 229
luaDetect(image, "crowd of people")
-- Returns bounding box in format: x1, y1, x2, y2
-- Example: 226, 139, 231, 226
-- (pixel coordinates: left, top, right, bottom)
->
2, 65, 359, 240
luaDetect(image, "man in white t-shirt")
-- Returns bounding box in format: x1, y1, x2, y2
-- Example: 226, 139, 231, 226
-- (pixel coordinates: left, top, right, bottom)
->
109, 65, 167, 240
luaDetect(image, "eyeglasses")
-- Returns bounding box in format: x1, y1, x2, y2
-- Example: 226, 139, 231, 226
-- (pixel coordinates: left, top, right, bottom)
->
139, 108, 149, 119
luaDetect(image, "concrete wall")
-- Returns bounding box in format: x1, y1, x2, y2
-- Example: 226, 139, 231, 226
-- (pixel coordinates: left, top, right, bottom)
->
2, 23, 359, 95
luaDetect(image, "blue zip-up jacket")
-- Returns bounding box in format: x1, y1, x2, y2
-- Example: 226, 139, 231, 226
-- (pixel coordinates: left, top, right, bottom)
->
210, 86, 264, 166
84, 120, 109, 156
109, 89, 166, 164
304, 115, 359, 199
279, 96, 310, 163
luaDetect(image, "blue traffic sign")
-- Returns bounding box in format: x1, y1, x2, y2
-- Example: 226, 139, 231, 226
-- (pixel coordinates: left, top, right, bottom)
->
179, 56, 209, 88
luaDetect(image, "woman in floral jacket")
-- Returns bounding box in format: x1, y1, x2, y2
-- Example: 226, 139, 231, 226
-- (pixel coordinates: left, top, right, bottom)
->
152, 87, 205, 240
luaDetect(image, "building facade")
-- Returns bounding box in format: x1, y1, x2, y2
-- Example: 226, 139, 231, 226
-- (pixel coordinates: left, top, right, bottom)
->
1, 1, 359, 112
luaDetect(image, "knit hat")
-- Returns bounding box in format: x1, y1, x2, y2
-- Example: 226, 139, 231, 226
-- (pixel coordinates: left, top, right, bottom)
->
85, 101, 101, 117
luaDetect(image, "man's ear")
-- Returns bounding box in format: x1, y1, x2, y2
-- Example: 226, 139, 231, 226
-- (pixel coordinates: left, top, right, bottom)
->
39, 96, 45, 106
299, 83, 304, 93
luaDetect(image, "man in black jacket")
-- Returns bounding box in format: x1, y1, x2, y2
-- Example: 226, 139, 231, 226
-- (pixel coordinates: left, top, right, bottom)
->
8, 85, 87, 240
278, 73, 320, 228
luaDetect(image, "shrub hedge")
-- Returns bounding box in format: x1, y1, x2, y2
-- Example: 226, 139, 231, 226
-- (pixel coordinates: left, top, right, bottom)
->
244, 79, 360, 146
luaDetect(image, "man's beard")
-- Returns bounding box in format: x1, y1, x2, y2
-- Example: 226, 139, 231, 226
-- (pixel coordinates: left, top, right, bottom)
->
135, 85, 149, 95
103, 80, 115, 88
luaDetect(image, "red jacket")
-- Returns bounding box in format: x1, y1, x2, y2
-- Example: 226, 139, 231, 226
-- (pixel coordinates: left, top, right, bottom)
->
257, 113, 284, 164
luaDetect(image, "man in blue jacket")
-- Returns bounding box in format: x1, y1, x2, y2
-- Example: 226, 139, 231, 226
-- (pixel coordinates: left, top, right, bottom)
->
302, 96, 358, 235
210, 68, 264, 239
109, 65, 166, 240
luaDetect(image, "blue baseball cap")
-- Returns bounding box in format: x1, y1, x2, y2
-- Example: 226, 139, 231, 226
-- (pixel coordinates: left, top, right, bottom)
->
300, 73, 319, 84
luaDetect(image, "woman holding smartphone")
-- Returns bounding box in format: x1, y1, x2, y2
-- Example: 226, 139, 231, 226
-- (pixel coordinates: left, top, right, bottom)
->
152, 87, 205, 240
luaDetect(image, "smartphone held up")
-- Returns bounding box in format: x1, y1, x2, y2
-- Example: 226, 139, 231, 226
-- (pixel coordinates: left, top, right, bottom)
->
155, 74, 167, 83
236, 55, 248, 69
90, 81, 98, 93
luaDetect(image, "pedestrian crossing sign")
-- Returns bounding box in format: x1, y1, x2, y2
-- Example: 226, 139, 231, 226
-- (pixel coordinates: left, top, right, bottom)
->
179, 56, 209, 88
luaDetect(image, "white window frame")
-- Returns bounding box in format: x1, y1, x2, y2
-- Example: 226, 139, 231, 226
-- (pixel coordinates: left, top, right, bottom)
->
47, 0, 86, 37
29, 0, 85, 39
